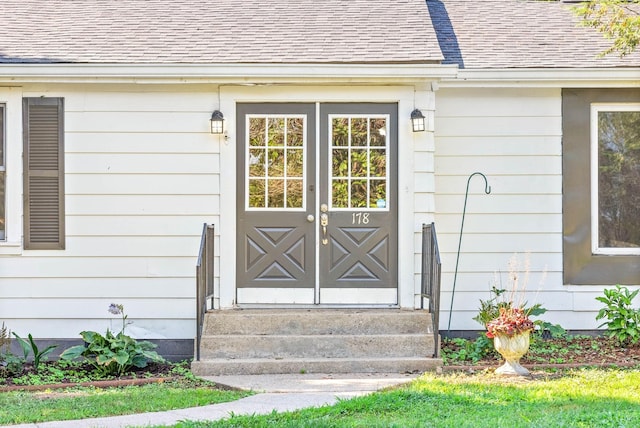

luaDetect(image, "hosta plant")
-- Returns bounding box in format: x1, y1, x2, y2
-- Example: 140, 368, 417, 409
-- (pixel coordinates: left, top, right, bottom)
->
596, 285, 640, 345
60, 303, 164, 376
60, 329, 164, 376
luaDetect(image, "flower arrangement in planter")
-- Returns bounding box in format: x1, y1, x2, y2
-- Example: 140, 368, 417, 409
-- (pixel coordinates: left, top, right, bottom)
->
485, 306, 535, 376
485, 307, 534, 339
474, 255, 561, 376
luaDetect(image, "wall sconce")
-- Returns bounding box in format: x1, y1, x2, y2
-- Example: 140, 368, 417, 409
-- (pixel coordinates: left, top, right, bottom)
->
210, 110, 224, 134
410, 109, 426, 132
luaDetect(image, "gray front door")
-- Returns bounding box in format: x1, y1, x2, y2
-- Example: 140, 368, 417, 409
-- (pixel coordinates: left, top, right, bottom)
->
236, 103, 397, 305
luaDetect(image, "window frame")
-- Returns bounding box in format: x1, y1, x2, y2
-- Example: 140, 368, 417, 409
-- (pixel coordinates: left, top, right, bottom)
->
562, 88, 640, 285
590, 103, 640, 256
0, 88, 23, 254
0, 103, 5, 241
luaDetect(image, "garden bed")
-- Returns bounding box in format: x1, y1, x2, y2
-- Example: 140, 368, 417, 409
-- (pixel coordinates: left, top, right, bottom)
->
441, 334, 640, 370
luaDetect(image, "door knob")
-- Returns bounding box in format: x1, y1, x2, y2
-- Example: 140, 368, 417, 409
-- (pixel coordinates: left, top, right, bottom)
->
306, 214, 315, 223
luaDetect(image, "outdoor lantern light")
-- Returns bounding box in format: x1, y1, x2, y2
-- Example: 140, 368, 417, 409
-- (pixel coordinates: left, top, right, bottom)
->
411, 109, 426, 132
210, 110, 224, 134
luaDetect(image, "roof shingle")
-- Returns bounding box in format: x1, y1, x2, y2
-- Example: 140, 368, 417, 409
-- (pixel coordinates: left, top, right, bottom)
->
0, 0, 443, 64
429, 0, 640, 69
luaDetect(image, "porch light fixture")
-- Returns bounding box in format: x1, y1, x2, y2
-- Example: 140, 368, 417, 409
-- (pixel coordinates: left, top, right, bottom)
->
410, 109, 426, 132
210, 110, 224, 134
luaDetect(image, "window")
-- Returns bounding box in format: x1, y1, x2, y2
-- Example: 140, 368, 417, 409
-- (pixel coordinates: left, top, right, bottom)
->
246, 115, 306, 210
23, 97, 65, 250
591, 105, 640, 255
563, 89, 640, 285
0, 104, 5, 241
329, 115, 389, 210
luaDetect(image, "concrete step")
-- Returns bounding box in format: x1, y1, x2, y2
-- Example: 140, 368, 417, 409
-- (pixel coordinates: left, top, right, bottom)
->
191, 357, 442, 376
198, 334, 434, 359
193, 309, 441, 375
202, 309, 433, 336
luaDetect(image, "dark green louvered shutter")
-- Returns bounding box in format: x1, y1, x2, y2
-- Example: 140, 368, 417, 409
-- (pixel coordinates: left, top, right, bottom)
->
23, 98, 65, 249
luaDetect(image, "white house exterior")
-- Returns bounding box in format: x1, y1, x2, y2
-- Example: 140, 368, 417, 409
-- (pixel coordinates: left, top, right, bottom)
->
431, 0, 640, 332
0, 0, 639, 359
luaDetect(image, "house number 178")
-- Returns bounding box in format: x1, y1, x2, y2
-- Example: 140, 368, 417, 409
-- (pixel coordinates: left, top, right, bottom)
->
352, 212, 370, 224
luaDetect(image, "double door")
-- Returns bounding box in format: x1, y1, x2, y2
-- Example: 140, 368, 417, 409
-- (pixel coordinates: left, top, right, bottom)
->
236, 103, 397, 305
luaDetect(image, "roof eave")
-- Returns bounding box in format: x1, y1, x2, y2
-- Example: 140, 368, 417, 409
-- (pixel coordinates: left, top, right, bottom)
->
440, 67, 640, 88
0, 62, 457, 84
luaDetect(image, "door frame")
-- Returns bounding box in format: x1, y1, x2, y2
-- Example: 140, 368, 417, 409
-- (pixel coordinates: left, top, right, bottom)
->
217, 85, 428, 309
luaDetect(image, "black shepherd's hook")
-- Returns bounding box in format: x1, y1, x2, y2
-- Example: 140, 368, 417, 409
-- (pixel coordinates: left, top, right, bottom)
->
447, 172, 491, 333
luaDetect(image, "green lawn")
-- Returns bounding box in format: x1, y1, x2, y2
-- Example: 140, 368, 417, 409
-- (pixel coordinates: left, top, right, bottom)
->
3, 368, 639, 427
169, 368, 640, 428
0, 380, 251, 425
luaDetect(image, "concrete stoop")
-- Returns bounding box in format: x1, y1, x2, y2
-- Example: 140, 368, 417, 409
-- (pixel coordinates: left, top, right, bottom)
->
191, 309, 442, 376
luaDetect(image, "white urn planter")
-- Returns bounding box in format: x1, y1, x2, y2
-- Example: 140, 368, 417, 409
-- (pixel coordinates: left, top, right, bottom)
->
493, 331, 531, 376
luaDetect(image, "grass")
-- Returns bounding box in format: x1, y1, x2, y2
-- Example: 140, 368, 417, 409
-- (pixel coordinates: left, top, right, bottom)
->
0, 376, 252, 425
3, 359, 640, 427
163, 368, 640, 428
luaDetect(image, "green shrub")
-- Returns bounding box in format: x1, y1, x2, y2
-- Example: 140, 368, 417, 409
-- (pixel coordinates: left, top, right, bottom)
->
59, 303, 164, 376
60, 330, 164, 376
596, 285, 640, 345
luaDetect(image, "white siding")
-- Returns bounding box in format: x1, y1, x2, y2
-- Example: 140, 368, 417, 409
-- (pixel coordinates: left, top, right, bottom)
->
2, 84, 220, 339
3, 83, 426, 341
433, 87, 578, 330
5, 81, 621, 341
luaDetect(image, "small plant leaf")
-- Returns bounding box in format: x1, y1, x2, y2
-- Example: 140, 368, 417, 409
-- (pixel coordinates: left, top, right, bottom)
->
59, 345, 86, 361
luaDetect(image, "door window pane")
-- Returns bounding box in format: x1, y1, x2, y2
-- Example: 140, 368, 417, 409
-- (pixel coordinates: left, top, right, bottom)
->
332, 149, 348, 177
351, 118, 368, 146
287, 118, 304, 147
286, 180, 303, 208
351, 180, 367, 208
268, 148, 285, 177
268, 179, 285, 207
247, 115, 306, 209
332, 179, 349, 208
332, 118, 349, 146
249, 118, 265, 146
329, 115, 389, 209
593, 107, 640, 254
248, 179, 266, 208
268, 118, 285, 146
248, 149, 265, 176
351, 149, 367, 177
370, 149, 386, 177
287, 149, 304, 176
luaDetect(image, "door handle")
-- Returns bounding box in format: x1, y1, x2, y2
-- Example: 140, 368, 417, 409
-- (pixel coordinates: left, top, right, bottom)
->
320, 213, 329, 245
307, 214, 315, 223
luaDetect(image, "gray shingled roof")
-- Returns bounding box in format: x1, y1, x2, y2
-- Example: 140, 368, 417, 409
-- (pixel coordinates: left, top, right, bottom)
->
429, 0, 640, 68
3, 1, 639, 69
0, 0, 442, 64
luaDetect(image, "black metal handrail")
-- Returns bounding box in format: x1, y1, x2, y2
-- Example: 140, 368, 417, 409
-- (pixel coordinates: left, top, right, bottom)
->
421, 222, 442, 357
195, 223, 215, 362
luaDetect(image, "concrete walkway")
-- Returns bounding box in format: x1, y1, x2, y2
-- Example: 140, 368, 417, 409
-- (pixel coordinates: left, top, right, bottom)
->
7, 373, 419, 428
